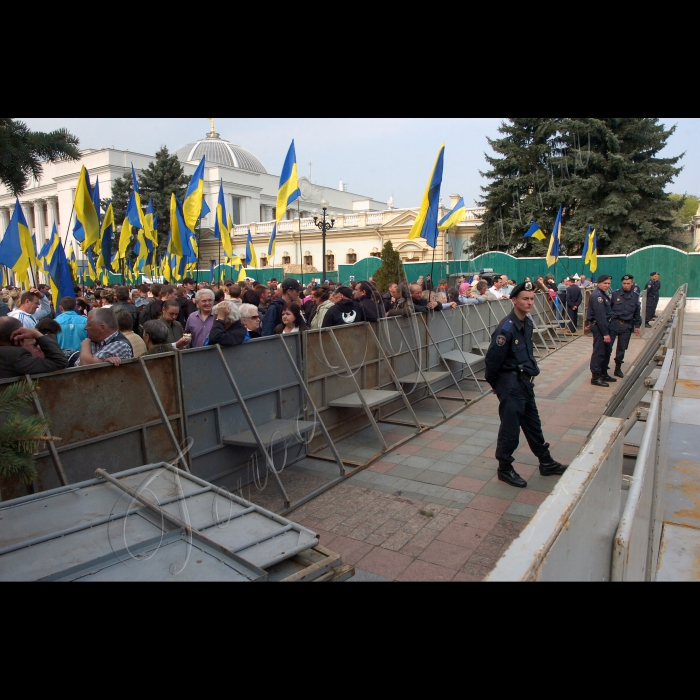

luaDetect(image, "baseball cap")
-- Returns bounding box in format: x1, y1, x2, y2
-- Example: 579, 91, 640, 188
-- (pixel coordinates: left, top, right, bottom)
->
281, 278, 303, 292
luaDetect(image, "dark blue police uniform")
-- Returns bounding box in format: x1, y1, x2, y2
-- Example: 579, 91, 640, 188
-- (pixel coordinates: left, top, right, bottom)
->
645, 278, 661, 323
609, 287, 642, 374
586, 287, 612, 378
485, 310, 554, 486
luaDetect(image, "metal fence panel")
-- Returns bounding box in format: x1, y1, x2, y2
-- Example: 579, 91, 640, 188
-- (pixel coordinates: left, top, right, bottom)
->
0, 356, 185, 497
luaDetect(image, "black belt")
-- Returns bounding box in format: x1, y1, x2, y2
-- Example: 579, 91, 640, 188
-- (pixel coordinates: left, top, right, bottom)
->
508, 371, 535, 384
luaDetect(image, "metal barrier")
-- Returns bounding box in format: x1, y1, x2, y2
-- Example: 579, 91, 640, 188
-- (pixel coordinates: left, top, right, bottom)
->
487, 286, 687, 582
0, 354, 186, 498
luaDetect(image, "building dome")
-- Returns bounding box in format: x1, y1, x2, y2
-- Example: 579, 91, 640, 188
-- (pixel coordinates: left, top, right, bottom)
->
175, 132, 267, 174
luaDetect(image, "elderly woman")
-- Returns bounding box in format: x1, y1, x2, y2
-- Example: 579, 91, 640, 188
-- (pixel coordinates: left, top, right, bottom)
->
184, 288, 215, 348
207, 300, 247, 347
239, 303, 262, 342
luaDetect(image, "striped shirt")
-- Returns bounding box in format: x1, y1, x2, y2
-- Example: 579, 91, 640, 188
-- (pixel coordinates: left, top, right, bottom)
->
9, 309, 37, 329
74, 331, 134, 366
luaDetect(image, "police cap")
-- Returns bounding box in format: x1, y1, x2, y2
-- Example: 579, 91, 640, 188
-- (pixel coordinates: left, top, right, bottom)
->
622, 274, 634, 281
510, 281, 534, 299
597, 274, 611, 283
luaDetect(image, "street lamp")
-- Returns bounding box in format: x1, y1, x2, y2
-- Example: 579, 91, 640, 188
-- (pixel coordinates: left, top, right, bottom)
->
314, 199, 335, 282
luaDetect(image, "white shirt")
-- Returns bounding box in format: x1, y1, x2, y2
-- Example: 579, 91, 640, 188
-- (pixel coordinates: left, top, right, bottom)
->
8, 308, 37, 328
487, 286, 509, 300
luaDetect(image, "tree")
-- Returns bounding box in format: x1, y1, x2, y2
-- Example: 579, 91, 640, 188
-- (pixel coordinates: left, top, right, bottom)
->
373, 240, 405, 293
0, 118, 81, 196
669, 193, 699, 224
475, 118, 684, 256
105, 171, 133, 226
139, 147, 190, 260
0, 380, 56, 485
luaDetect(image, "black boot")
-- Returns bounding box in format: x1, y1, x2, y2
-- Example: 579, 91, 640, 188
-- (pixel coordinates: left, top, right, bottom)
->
591, 373, 609, 387
539, 458, 568, 477
614, 363, 624, 379
601, 371, 617, 382
497, 467, 527, 489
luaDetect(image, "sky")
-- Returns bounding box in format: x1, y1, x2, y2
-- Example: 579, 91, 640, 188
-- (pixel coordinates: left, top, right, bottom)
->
17, 118, 700, 208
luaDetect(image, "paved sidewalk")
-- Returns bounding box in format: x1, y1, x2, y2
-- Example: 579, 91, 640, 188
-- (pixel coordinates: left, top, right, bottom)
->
292, 332, 648, 581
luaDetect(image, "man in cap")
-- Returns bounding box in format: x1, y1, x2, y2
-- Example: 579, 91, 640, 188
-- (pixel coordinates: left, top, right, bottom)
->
484, 281, 568, 489
261, 278, 303, 337
608, 275, 642, 378
586, 274, 616, 387
645, 272, 661, 327
565, 276, 582, 334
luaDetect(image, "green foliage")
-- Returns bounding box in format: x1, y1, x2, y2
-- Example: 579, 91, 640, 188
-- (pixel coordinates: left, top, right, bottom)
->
0, 380, 54, 485
0, 118, 81, 196
373, 240, 406, 293
669, 194, 699, 224
475, 118, 684, 256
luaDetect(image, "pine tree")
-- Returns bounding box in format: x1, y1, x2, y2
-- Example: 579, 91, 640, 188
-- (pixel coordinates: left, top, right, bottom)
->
373, 240, 406, 293
0, 118, 81, 196
475, 118, 684, 256
139, 147, 189, 260
0, 380, 57, 485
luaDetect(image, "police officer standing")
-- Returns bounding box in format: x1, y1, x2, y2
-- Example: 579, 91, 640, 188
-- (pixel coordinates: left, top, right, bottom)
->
645, 272, 661, 327
485, 281, 567, 489
608, 275, 642, 378
586, 274, 617, 387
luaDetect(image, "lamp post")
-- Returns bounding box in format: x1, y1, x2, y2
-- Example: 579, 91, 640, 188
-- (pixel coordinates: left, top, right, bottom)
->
314, 200, 335, 283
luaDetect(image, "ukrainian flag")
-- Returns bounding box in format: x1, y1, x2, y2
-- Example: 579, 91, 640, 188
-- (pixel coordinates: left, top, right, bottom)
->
408, 144, 445, 249
38, 224, 58, 274
215, 180, 234, 261
144, 199, 158, 247
246, 229, 258, 268
67, 243, 78, 281
584, 226, 598, 273
45, 231, 75, 303
439, 196, 467, 231
126, 164, 146, 232
524, 221, 546, 241
183, 157, 206, 232
73, 166, 100, 251
0, 199, 37, 283
119, 208, 134, 260
97, 203, 115, 272
546, 206, 562, 268
169, 194, 197, 264
269, 140, 301, 256
92, 176, 102, 227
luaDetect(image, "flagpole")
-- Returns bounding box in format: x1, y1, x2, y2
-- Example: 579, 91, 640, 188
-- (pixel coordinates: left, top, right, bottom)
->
297, 199, 303, 287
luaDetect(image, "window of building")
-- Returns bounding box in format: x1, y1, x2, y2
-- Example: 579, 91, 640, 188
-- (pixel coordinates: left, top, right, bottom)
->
326, 255, 335, 272
304, 255, 313, 267
370, 252, 381, 258
230, 197, 241, 226
282, 255, 291, 265
346, 253, 357, 265
260, 256, 268, 268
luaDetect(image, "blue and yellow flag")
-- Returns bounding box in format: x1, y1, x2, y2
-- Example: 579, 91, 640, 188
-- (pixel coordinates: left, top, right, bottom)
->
67, 243, 78, 281
126, 164, 146, 232
73, 166, 100, 250
246, 229, 258, 268
92, 176, 102, 228
169, 193, 197, 264
97, 203, 115, 271
38, 224, 58, 274
0, 199, 37, 283
269, 140, 301, 256
46, 232, 75, 303
439, 196, 466, 231
583, 226, 598, 273
144, 198, 158, 247
546, 206, 563, 268
215, 180, 234, 261
407, 144, 445, 249
183, 157, 206, 232
524, 221, 546, 241
119, 210, 133, 260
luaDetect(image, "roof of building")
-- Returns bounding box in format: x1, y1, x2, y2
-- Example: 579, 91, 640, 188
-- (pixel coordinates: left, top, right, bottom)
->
175, 132, 267, 174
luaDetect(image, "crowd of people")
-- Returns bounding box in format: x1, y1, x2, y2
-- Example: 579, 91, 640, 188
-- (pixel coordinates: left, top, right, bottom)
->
0, 268, 662, 381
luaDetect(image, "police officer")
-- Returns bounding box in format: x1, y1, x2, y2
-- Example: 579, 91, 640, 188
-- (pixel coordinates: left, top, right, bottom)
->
609, 275, 642, 378
485, 281, 567, 489
645, 272, 661, 327
586, 274, 617, 387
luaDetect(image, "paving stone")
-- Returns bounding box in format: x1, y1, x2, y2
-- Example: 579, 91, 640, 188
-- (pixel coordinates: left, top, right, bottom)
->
413, 470, 454, 487
446, 475, 487, 493
442, 489, 476, 504
415, 483, 450, 498
459, 465, 498, 481
566, 429, 591, 437
447, 427, 479, 436
419, 539, 473, 569
453, 443, 487, 457
479, 482, 520, 500
430, 460, 468, 475
441, 452, 477, 467
506, 502, 538, 518
347, 568, 392, 582
468, 494, 512, 514
357, 548, 413, 579
379, 453, 408, 464
470, 457, 500, 470
513, 452, 541, 466
526, 475, 560, 493
467, 437, 497, 448
387, 464, 426, 480
402, 455, 438, 470
396, 560, 457, 582
417, 447, 450, 460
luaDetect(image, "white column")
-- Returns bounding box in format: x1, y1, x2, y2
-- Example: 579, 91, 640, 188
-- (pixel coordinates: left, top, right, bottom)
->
47, 197, 59, 231
0, 207, 9, 232
34, 200, 47, 249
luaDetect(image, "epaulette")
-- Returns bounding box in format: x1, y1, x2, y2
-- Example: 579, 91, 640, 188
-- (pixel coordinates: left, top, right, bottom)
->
502, 320, 514, 333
